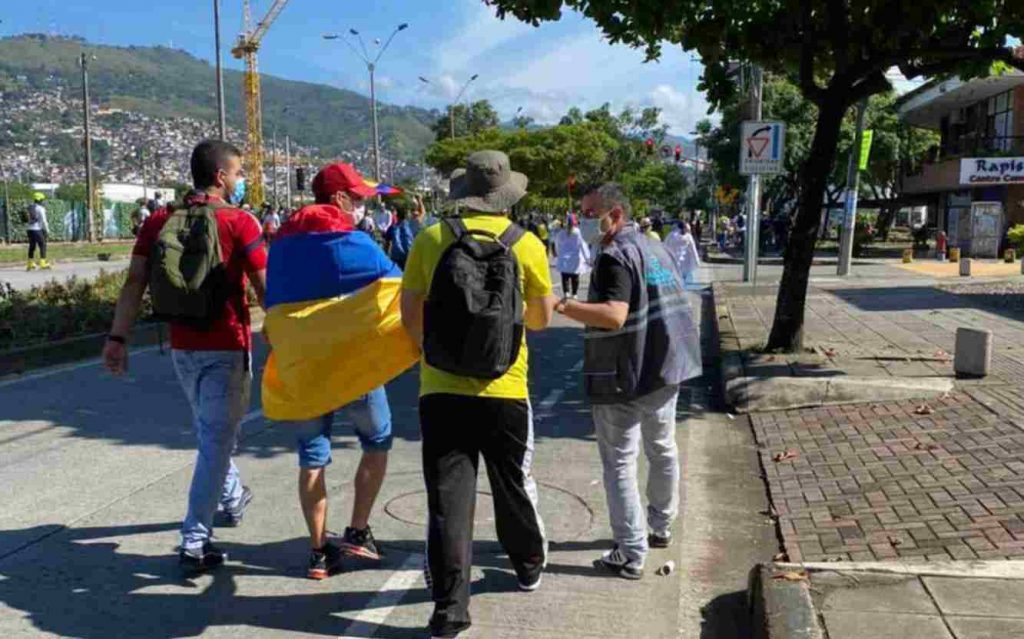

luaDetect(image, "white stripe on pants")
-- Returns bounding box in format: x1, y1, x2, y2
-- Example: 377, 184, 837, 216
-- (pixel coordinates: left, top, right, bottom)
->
591, 384, 681, 566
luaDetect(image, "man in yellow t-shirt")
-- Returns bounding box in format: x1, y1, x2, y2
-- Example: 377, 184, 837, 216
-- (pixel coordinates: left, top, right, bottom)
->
400, 150, 556, 638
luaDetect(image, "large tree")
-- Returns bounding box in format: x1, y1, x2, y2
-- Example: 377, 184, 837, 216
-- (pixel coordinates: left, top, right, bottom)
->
487, 0, 1024, 351
432, 100, 501, 141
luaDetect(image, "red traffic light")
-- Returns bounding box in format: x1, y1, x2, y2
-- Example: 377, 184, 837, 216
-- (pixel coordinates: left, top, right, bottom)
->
674, 145, 682, 162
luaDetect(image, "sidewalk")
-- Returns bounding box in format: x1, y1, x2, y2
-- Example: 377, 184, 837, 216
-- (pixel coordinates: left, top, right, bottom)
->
708, 260, 1024, 637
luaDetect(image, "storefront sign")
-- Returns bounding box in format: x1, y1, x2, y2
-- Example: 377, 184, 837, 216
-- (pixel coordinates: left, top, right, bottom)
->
959, 158, 1024, 185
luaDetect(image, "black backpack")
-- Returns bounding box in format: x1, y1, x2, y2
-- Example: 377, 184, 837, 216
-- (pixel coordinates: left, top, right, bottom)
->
424, 217, 526, 379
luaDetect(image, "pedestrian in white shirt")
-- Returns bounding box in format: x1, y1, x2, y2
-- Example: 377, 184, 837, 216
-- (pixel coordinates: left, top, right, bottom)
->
554, 214, 591, 299
664, 221, 700, 286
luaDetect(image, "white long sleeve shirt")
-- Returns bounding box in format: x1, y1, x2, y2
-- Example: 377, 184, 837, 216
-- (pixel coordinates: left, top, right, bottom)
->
665, 228, 700, 276
27, 204, 48, 233
555, 228, 591, 275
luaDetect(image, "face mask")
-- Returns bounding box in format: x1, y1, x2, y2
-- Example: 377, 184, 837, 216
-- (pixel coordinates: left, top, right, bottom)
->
229, 178, 246, 205
580, 217, 602, 244
350, 204, 367, 225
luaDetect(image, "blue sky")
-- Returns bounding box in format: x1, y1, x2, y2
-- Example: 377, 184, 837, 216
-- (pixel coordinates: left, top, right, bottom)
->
0, 0, 713, 135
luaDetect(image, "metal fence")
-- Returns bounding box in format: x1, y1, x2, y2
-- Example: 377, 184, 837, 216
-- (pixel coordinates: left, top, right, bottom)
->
0, 199, 138, 242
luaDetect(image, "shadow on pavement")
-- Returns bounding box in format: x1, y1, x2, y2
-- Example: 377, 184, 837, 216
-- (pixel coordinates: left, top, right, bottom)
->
0, 523, 533, 638
700, 590, 752, 639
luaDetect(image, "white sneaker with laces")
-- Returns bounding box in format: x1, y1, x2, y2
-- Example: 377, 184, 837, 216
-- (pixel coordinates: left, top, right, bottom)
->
597, 545, 643, 580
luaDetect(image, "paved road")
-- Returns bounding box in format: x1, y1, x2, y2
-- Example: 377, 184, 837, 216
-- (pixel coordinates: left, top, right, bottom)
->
0, 264, 773, 638
0, 259, 128, 291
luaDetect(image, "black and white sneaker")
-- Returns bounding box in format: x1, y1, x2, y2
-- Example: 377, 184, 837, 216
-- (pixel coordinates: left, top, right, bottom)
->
596, 545, 643, 580
648, 531, 673, 549
179, 542, 227, 574
307, 541, 344, 580
514, 553, 546, 592
220, 486, 254, 528
339, 525, 383, 560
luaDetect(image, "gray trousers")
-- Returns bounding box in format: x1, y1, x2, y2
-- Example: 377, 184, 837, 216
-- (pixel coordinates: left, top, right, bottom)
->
592, 384, 681, 565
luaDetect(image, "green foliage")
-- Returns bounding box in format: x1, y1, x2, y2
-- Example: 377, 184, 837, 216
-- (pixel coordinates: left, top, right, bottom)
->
432, 101, 501, 141
0, 270, 150, 350
1007, 225, 1024, 252
425, 104, 689, 209
0, 35, 436, 160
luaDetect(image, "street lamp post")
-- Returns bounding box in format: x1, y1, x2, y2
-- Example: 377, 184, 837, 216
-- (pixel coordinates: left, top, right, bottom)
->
213, 0, 227, 140
80, 52, 96, 242
421, 75, 479, 140
324, 24, 408, 182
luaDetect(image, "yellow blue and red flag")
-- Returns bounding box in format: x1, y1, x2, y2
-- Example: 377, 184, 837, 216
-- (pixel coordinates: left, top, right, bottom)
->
261, 204, 419, 421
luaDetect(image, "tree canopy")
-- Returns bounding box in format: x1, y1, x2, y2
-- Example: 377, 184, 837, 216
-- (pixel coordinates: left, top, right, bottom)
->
487, 0, 1023, 350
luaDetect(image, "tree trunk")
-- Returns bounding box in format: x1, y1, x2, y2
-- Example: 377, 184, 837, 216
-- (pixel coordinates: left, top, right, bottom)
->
766, 93, 851, 352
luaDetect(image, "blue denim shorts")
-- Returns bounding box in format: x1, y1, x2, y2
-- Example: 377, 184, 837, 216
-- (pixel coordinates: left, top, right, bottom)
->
286, 386, 393, 468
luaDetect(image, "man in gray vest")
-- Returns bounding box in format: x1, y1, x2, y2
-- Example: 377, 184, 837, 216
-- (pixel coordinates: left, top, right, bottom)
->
555, 182, 701, 579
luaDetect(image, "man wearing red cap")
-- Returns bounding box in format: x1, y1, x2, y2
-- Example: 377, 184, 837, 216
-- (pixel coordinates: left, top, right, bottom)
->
271, 162, 395, 580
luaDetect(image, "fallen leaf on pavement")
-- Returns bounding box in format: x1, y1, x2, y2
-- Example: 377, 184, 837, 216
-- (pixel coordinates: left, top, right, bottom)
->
773, 552, 788, 561
914, 442, 940, 451
914, 404, 934, 415
822, 348, 839, 358
772, 571, 808, 582
773, 449, 800, 462
888, 535, 903, 547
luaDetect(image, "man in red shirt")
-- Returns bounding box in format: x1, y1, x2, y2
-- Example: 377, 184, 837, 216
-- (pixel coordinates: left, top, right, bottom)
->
102, 140, 268, 573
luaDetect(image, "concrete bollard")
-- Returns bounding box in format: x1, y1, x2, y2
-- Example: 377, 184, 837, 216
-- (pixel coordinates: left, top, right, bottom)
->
960, 258, 971, 277
902, 248, 913, 263
949, 247, 961, 262
1007, 249, 1017, 263
954, 328, 992, 378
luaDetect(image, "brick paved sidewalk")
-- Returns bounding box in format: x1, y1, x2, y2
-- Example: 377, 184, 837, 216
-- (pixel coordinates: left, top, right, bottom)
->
755, 391, 1024, 564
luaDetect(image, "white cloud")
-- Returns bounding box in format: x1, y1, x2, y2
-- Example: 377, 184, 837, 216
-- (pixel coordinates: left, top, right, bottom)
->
435, 0, 534, 73
647, 85, 711, 135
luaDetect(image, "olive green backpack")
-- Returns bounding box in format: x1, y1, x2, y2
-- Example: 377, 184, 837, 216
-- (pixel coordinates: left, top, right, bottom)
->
149, 201, 228, 325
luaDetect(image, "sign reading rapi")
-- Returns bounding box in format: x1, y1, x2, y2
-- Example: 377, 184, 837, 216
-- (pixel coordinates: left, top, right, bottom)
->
739, 121, 786, 175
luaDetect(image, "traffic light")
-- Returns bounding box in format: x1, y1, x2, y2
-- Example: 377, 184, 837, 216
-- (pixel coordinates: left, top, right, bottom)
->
296, 167, 306, 192
645, 138, 654, 155
675, 145, 682, 163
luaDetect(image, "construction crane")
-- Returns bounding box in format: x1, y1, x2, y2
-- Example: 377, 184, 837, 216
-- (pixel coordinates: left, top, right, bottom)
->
231, 0, 290, 208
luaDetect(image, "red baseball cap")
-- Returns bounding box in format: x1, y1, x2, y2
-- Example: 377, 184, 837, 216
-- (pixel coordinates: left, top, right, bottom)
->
312, 162, 377, 201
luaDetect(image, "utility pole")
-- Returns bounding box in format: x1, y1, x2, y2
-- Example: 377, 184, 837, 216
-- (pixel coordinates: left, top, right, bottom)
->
213, 0, 227, 140
285, 135, 291, 209
271, 129, 278, 208
743, 64, 763, 284
369, 62, 381, 181
2, 175, 9, 244
838, 98, 868, 276
450, 105, 456, 140
81, 52, 96, 242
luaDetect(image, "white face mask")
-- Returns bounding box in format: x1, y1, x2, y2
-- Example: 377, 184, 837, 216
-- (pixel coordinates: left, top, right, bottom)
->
580, 217, 602, 244
350, 204, 366, 225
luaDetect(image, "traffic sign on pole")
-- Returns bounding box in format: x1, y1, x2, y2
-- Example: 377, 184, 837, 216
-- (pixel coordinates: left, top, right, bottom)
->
739, 121, 786, 175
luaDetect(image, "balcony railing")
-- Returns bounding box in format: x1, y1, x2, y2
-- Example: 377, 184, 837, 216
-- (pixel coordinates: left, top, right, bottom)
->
905, 136, 1024, 178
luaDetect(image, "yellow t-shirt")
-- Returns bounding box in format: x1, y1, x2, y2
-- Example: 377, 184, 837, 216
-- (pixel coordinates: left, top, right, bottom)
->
403, 214, 553, 399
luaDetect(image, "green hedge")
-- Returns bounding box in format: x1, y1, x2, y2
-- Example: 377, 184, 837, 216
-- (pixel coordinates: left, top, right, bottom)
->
0, 270, 151, 350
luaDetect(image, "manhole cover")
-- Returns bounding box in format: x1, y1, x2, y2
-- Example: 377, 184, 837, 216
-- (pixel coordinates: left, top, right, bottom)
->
384, 480, 594, 543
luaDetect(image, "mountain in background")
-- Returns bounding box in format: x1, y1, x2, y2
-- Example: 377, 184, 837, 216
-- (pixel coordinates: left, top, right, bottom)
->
0, 34, 437, 160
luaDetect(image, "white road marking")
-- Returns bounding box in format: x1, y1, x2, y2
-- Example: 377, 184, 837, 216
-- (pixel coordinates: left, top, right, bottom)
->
338, 553, 424, 639
0, 344, 162, 388
569, 357, 584, 372
538, 388, 565, 412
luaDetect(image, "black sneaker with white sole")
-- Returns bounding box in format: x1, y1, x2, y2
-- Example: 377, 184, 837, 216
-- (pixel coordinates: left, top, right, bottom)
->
429, 611, 471, 638
339, 525, 382, 560
514, 553, 546, 592
648, 531, 672, 549
596, 545, 644, 580
220, 486, 254, 528
179, 542, 227, 574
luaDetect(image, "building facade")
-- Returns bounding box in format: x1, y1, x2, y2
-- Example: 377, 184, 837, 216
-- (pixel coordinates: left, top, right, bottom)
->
897, 73, 1024, 256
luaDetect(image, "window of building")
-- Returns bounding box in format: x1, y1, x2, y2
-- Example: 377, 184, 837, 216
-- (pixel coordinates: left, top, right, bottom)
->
986, 90, 1014, 152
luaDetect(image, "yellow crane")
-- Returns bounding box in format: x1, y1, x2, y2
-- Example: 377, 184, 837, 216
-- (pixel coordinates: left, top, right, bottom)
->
231, 0, 290, 208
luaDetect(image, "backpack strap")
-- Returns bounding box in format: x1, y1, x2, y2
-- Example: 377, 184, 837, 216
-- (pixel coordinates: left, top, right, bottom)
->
498, 222, 526, 250
442, 216, 467, 240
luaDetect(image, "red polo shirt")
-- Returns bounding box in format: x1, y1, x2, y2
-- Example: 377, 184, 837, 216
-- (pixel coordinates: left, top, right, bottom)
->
133, 194, 268, 351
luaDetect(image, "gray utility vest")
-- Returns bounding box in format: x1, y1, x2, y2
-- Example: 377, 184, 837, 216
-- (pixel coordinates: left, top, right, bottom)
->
584, 224, 702, 404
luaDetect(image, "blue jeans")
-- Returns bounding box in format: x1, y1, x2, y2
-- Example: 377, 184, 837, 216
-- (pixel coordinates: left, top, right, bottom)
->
172, 350, 251, 551
284, 387, 393, 468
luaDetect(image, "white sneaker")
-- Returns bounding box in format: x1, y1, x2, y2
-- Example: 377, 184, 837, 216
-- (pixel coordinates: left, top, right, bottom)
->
597, 545, 643, 580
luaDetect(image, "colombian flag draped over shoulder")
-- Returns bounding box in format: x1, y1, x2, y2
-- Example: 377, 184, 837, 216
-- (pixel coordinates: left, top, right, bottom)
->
262, 205, 419, 421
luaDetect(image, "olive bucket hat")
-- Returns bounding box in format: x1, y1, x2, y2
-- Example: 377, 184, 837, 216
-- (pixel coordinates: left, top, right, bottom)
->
449, 150, 528, 213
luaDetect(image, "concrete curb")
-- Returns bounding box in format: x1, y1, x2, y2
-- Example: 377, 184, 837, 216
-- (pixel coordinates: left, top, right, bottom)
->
725, 375, 954, 413
748, 563, 824, 639
712, 282, 954, 413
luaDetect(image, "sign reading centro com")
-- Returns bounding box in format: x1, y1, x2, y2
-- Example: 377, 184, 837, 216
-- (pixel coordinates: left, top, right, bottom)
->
959, 158, 1024, 185
739, 121, 786, 175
